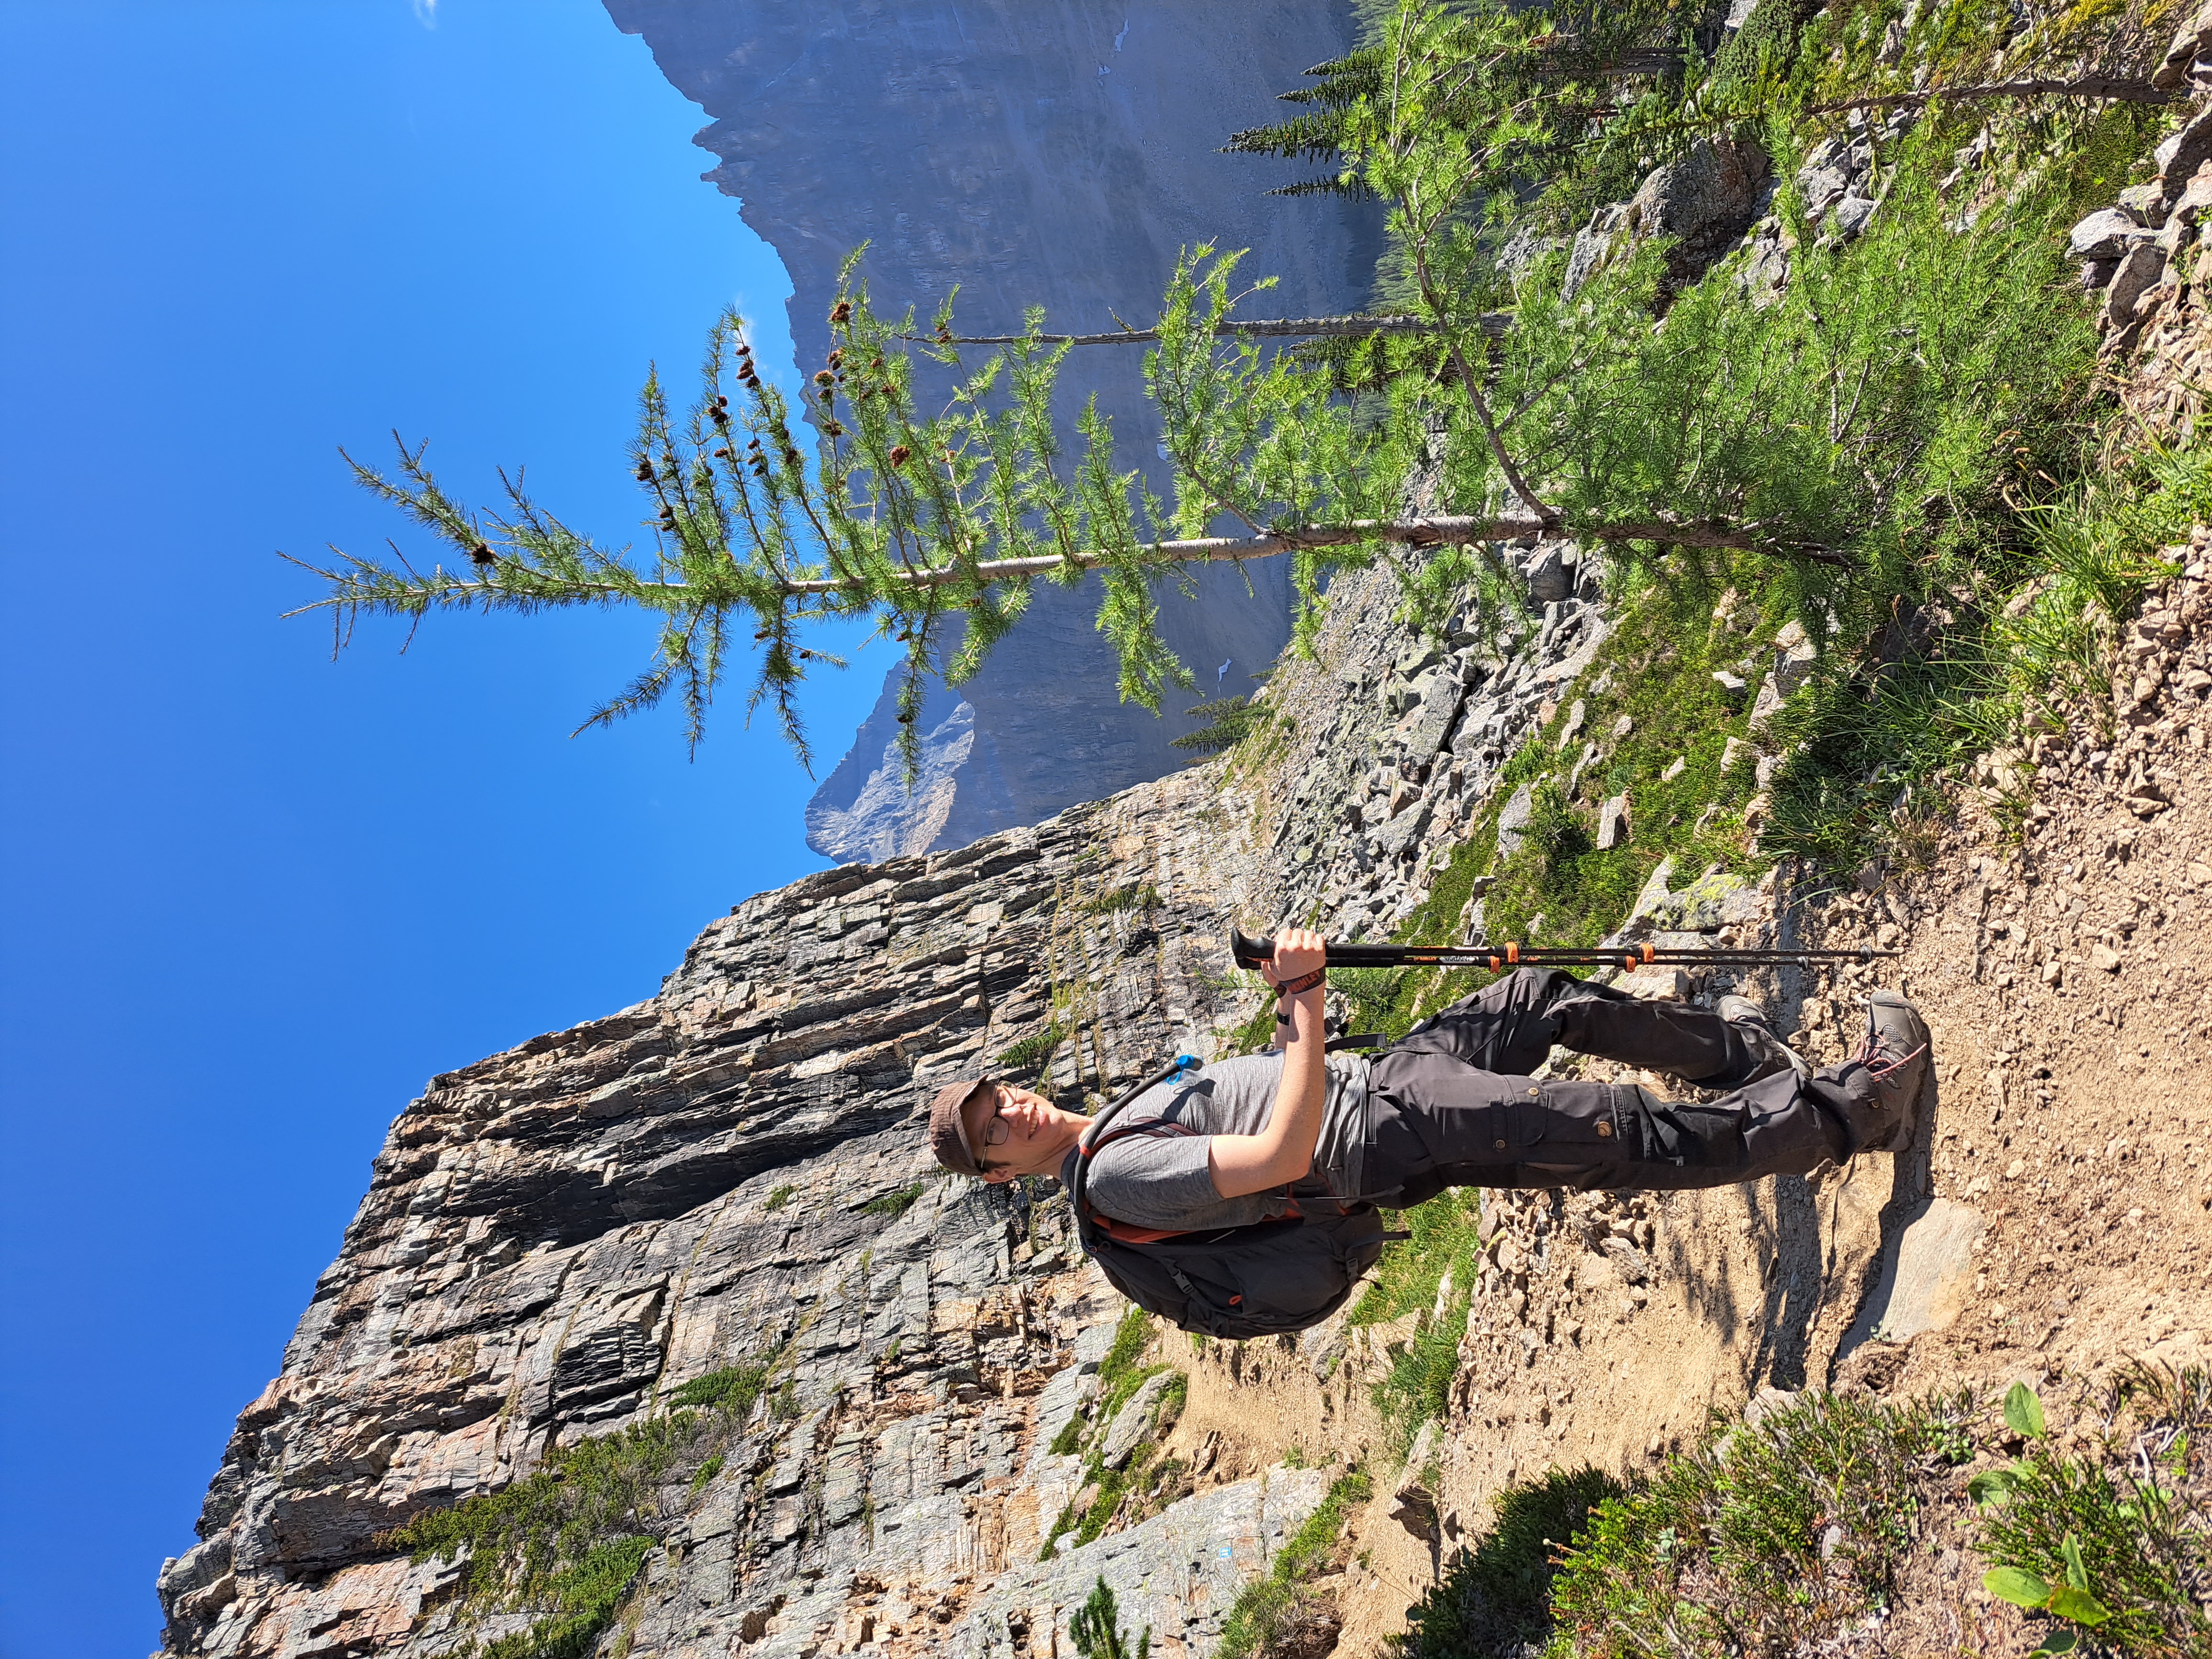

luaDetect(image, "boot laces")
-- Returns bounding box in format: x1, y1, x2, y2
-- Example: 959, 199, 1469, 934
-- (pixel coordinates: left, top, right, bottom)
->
1851, 1026, 1927, 1082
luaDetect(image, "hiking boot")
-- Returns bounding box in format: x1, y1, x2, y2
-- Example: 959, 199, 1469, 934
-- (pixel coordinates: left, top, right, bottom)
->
1717, 992, 1811, 1083
1846, 990, 1933, 1152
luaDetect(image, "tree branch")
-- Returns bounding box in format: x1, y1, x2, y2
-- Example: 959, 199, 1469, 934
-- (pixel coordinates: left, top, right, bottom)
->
903, 313, 1509, 348
1805, 74, 2174, 116
773, 512, 1831, 595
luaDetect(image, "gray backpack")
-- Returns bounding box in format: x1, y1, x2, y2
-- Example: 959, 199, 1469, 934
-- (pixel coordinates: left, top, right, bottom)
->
1068, 1057, 1393, 1339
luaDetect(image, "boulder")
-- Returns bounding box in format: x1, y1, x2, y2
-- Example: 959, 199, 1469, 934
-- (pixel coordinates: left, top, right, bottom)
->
2157, 108, 2212, 189
2107, 242, 2168, 330
1526, 542, 1575, 603
1596, 795, 1631, 851
1564, 137, 1771, 298
1098, 1372, 1176, 1471
2120, 179, 2169, 229
1632, 136, 1774, 287
1829, 194, 1877, 240
2067, 207, 2146, 262
1495, 782, 1537, 856
2154, 0, 2212, 88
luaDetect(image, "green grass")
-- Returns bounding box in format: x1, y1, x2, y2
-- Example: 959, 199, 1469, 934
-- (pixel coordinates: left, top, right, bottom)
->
1975, 1368, 2212, 1658
1542, 1390, 1976, 1657
666, 1364, 765, 1415
763, 1183, 795, 1212
999, 1020, 1065, 1073
1214, 1471, 1373, 1659
478, 1534, 653, 1659
1345, 1189, 1485, 1443
1095, 1307, 1157, 1419
1392, 1467, 1624, 1658
859, 1182, 925, 1219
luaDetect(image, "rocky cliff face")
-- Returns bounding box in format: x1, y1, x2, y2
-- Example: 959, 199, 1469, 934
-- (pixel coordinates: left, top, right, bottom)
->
599, 0, 1385, 862
149, 498, 1640, 1659
157, 498, 2212, 1655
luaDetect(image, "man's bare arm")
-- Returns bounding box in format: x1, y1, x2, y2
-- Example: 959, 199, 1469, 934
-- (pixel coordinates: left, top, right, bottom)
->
1208, 927, 1329, 1199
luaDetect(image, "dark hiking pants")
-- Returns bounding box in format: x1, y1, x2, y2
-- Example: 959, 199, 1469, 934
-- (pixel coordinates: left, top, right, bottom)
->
1364, 967, 1896, 1207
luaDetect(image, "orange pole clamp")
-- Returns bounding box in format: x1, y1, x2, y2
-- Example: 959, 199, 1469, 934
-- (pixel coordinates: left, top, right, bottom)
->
1506, 941, 1520, 964
1640, 942, 1656, 963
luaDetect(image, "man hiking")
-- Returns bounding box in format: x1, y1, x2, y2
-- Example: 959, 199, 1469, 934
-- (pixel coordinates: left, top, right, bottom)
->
926, 927, 1931, 1319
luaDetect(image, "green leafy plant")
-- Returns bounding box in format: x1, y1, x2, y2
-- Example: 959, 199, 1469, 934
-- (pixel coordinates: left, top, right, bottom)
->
1069, 1574, 1151, 1659
998, 1022, 1065, 1073
763, 1183, 795, 1212
667, 1364, 766, 1415
1973, 1370, 2212, 1658
1216, 1471, 1373, 1659
1546, 1391, 1968, 1656
478, 1534, 653, 1659
378, 1414, 709, 1658
1392, 1466, 1623, 1658
859, 1182, 925, 1218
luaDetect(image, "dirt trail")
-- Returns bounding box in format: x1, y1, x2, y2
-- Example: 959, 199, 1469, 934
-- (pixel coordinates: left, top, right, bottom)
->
1856, 537, 2212, 1406
1132, 541, 2212, 1658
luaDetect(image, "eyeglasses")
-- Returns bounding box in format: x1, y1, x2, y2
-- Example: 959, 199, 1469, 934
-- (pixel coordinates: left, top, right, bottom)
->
973, 1087, 1012, 1173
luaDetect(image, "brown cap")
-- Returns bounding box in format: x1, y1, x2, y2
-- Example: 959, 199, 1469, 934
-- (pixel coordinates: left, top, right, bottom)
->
927, 1078, 995, 1175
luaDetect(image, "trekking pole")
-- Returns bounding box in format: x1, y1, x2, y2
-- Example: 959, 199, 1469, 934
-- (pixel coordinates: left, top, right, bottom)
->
1229, 927, 1897, 973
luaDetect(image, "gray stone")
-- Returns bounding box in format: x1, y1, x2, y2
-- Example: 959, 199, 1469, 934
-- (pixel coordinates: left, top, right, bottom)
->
1830, 194, 1877, 239
2108, 241, 2168, 329
1596, 795, 1631, 852
1631, 136, 1774, 287
1836, 1198, 1988, 1360
1526, 542, 1574, 603
1496, 782, 1538, 856
1712, 669, 1748, 702
1399, 673, 1468, 764
1098, 1371, 1176, 1471
2156, 107, 2212, 185
2068, 207, 2147, 261
2121, 179, 2170, 228
1561, 206, 1631, 298
1625, 855, 1678, 926
1645, 865, 1748, 931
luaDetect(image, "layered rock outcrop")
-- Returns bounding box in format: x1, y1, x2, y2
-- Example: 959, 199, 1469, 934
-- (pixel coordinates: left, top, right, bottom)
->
600, 0, 1385, 862
154, 515, 1604, 1658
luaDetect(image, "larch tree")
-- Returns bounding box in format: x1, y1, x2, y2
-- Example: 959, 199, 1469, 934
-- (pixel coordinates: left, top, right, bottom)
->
289, 0, 2113, 774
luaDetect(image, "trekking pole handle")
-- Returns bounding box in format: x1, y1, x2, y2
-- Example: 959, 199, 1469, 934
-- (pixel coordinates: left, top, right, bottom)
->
1231, 926, 1275, 968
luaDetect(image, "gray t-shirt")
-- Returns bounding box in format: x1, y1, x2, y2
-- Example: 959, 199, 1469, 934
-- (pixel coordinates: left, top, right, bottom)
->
1065, 1052, 1372, 1233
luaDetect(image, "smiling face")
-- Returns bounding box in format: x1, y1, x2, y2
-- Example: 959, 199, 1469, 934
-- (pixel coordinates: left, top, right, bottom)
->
961, 1083, 1090, 1182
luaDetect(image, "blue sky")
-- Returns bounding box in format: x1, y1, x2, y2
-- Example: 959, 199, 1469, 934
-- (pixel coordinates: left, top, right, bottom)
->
0, 5, 876, 1653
